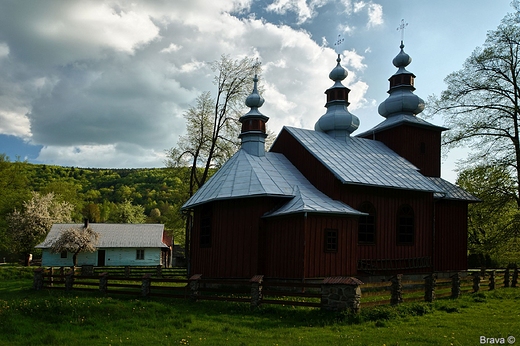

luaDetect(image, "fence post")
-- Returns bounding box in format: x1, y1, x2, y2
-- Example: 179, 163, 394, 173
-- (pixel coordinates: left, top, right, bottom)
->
99, 272, 108, 294
489, 271, 496, 291
125, 266, 131, 278
321, 277, 363, 312
451, 272, 461, 299
390, 274, 403, 306
512, 265, 518, 288
504, 267, 510, 288
49, 267, 54, 287
33, 268, 44, 290
65, 271, 74, 291
250, 275, 264, 309
156, 265, 162, 277
472, 273, 481, 293
424, 273, 437, 302
142, 274, 151, 297
189, 274, 202, 302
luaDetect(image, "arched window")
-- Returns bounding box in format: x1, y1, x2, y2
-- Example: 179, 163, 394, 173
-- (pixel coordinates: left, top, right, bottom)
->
358, 202, 376, 244
397, 204, 414, 245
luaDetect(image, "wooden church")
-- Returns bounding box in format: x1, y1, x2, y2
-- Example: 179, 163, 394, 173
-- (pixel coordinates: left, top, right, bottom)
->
181, 41, 478, 279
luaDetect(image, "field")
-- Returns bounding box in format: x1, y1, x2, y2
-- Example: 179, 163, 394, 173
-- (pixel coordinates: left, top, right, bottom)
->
0, 266, 519, 346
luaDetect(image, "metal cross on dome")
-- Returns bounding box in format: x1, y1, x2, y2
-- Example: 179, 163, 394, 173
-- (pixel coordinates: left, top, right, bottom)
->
334, 34, 344, 55
397, 19, 408, 42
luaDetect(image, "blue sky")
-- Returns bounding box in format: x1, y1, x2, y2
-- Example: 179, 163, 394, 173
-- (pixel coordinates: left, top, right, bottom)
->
0, 0, 514, 182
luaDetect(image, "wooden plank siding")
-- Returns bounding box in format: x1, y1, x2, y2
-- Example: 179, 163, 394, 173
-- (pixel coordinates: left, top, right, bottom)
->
361, 125, 442, 178
272, 128, 438, 275
339, 184, 434, 270
433, 200, 469, 271
303, 215, 358, 277
190, 197, 283, 278
263, 215, 306, 279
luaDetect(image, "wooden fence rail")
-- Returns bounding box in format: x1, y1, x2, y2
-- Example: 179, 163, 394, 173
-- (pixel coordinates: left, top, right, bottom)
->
33, 267, 518, 313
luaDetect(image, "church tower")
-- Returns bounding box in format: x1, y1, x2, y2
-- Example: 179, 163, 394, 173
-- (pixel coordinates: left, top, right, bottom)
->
357, 40, 447, 177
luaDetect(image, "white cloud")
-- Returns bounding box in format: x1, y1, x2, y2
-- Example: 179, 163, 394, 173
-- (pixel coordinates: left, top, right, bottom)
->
0, 0, 372, 168
367, 3, 383, 27
160, 43, 182, 53
266, 0, 329, 24
0, 42, 9, 58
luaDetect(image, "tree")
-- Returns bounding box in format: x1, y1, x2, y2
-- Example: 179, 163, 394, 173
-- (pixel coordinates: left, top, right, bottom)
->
0, 154, 29, 256
7, 192, 74, 265
166, 55, 261, 197
50, 226, 99, 267
428, 12, 520, 207
108, 200, 146, 223
457, 165, 520, 266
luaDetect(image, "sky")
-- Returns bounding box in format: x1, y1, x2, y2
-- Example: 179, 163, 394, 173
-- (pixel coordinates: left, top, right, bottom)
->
0, 0, 515, 183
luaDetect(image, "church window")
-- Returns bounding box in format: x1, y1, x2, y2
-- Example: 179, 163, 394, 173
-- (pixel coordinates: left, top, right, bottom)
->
358, 202, 376, 244
397, 204, 414, 245
324, 229, 338, 253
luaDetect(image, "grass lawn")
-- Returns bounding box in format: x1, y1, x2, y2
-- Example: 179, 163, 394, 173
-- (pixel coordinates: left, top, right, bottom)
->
0, 267, 519, 345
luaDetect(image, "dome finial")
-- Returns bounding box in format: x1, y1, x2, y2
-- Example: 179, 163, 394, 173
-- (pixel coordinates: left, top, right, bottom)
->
397, 19, 408, 44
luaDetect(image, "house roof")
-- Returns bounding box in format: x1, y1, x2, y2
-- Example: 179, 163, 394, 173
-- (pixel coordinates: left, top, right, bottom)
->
282, 126, 443, 193
426, 177, 480, 202
36, 223, 169, 249
181, 149, 365, 217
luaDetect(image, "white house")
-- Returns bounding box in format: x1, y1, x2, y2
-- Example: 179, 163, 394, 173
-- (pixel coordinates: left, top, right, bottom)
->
36, 223, 172, 267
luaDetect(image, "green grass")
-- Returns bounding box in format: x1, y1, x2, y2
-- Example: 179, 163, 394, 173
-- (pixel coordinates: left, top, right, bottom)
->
1, 267, 519, 345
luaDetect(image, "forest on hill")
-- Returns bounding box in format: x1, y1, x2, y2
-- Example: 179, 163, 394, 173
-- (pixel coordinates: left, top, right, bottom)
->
0, 154, 201, 260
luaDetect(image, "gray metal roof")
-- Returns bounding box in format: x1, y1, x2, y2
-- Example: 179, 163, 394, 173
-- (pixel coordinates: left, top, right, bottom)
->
356, 114, 447, 138
426, 177, 480, 202
36, 223, 168, 249
283, 126, 443, 192
181, 149, 364, 217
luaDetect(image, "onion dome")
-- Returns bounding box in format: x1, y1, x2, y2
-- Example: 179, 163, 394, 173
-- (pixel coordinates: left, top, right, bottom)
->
239, 74, 269, 156
314, 55, 359, 140
378, 42, 425, 118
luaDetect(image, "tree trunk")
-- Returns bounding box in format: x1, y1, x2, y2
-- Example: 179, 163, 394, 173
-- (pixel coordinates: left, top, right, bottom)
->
24, 253, 32, 266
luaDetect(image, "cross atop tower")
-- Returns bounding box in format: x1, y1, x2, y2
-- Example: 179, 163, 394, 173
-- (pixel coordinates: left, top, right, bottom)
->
334, 34, 344, 55
397, 19, 408, 43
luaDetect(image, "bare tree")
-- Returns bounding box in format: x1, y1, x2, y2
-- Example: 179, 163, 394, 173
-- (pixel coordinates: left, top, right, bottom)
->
8, 192, 73, 265
428, 12, 520, 207
50, 226, 99, 267
166, 55, 261, 197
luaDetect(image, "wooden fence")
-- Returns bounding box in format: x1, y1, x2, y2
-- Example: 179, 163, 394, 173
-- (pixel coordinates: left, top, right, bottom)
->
33, 266, 518, 312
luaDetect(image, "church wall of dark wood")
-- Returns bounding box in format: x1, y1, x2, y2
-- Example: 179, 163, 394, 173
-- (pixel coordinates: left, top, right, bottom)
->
365, 125, 442, 178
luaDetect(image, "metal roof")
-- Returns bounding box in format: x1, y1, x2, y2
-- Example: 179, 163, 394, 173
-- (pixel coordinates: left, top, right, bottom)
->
181, 149, 364, 217
283, 126, 443, 193
36, 223, 168, 249
356, 114, 448, 138
263, 185, 365, 218
426, 177, 480, 202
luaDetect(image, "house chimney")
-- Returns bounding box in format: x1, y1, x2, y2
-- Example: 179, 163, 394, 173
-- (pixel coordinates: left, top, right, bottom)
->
84, 218, 89, 229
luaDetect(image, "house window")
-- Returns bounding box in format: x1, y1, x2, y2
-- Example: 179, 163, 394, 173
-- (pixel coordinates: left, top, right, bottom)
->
324, 229, 338, 253
200, 204, 212, 248
60, 251, 67, 259
358, 202, 376, 244
136, 249, 145, 260
397, 204, 414, 245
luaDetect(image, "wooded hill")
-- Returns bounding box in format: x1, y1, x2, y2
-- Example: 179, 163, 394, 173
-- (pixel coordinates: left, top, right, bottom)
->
0, 156, 201, 257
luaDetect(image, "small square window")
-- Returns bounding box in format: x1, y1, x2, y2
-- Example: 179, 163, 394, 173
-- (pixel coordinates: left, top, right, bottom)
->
136, 249, 145, 260
60, 251, 67, 259
324, 229, 338, 253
